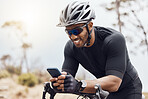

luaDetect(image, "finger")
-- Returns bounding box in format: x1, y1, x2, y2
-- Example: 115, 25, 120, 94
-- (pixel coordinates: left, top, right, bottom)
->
50, 78, 58, 82
58, 75, 66, 80
59, 84, 64, 88
61, 72, 67, 75
53, 82, 60, 87
57, 86, 62, 90
57, 84, 64, 89
57, 87, 64, 92
57, 80, 64, 84
62, 88, 64, 92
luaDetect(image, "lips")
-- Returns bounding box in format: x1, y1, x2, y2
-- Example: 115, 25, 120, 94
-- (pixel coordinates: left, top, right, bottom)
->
74, 39, 80, 44
72, 38, 81, 45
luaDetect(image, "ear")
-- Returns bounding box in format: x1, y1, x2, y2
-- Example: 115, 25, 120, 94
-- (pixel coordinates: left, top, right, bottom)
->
88, 22, 93, 29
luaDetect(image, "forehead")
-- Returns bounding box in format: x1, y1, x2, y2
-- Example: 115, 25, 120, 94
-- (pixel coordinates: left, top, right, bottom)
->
66, 23, 85, 30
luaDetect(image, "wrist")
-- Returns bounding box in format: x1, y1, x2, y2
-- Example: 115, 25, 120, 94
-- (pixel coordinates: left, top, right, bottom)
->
74, 80, 81, 92
76, 80, 87, 92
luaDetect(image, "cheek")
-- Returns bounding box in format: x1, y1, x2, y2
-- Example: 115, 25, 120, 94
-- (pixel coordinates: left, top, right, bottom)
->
79, 31, 88, 40
68, 35, 73, 40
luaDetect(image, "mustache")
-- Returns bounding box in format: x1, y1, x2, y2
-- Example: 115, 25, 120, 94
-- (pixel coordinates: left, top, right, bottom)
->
71, 38, 82, 42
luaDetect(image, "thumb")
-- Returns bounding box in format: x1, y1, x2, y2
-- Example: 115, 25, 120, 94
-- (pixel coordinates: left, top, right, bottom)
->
61, 72, 67, 75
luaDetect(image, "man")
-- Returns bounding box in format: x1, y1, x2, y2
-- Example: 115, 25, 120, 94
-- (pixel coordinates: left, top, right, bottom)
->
50, 1, 142, 99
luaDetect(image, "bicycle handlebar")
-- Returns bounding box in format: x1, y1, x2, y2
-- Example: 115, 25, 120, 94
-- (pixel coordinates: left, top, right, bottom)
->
42, 82, 56, 99
42, 82, 109, 99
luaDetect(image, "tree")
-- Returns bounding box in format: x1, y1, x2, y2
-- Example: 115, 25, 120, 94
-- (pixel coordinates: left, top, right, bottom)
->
0, 54, 11, 68
102, 0, 148, 54
1, 21, 32, 72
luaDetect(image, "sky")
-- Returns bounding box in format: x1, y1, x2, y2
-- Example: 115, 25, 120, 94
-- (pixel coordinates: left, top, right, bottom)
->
0, 0, 148, 92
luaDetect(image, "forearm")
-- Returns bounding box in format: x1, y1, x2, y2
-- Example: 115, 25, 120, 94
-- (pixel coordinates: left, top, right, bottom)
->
81, 75, 122, 93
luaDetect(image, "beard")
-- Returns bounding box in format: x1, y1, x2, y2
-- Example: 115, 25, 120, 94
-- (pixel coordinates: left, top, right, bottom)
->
71, 32, 88, 48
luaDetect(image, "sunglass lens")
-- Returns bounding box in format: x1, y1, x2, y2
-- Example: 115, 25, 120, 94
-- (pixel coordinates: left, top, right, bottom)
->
67, 29, 77, 36
77, 28, 83, 34
68, 28, 83, 35
72, 29, 79, 35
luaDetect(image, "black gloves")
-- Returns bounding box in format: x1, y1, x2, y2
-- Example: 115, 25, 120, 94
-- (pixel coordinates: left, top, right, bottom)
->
51, 73, 81, 93
64, 74, 81, 93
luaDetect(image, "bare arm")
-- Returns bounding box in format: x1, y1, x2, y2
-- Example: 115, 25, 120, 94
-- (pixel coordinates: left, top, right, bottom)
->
50, 73, 122, 93
82, 75, 122, 93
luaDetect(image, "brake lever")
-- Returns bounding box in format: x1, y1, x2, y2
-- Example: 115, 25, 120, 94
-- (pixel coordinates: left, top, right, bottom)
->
94, 84, 109, 99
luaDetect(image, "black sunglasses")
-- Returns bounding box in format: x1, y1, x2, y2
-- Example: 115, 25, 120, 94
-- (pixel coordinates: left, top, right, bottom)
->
65, 24, 87, 36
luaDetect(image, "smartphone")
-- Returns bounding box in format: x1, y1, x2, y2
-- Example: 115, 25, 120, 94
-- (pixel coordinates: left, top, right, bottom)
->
47, 68, 61, 78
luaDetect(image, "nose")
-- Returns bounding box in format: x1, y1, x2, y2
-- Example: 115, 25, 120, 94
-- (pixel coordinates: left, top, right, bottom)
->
70, 34, 78, 40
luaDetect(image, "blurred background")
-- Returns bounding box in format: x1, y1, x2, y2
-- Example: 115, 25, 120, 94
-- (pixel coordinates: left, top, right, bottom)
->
0, 0, 148, 99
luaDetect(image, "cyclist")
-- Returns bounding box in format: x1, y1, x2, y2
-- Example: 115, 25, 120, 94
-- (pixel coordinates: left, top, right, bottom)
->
50, 1, 142, 99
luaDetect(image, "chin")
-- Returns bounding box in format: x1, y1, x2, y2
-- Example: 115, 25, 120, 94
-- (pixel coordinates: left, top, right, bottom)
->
73, 40, 85, 48
74, 44, 84, 48
74, 44, 81, 48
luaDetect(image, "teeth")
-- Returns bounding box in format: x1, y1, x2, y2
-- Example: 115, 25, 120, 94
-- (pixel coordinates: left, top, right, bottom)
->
74, 39, 80, 43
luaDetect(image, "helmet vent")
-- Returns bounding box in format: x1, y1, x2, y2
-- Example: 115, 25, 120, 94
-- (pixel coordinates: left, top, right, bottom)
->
82, 10, 90, 19
77, 5, 84, 11
85, 5, 89, 9
64, 5, 69, 19
72, 12, 80, 20
71, 6, 77, 14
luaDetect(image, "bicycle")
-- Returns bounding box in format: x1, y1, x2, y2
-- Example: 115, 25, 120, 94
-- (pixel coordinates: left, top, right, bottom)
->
42, 82, 109, 99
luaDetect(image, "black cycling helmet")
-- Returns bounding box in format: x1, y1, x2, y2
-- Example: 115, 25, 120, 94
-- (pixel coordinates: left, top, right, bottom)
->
57, 1, 96, 27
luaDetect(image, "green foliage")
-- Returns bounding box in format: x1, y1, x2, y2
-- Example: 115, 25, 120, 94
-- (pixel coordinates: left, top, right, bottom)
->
18, 73, 38, 87
0, 70, 10, 79
6, 65, 22, 75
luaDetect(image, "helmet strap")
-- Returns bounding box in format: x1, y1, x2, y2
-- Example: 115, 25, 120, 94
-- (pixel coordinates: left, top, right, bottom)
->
84, 24, 93, 46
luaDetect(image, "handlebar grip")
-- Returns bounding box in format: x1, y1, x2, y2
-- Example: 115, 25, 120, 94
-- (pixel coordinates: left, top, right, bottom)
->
42, 82, 56, 99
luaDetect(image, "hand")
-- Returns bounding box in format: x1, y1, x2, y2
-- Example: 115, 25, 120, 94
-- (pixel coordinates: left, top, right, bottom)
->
50, 72, 80, 93
50, 72, 67, 92
63, 74, 80, 93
